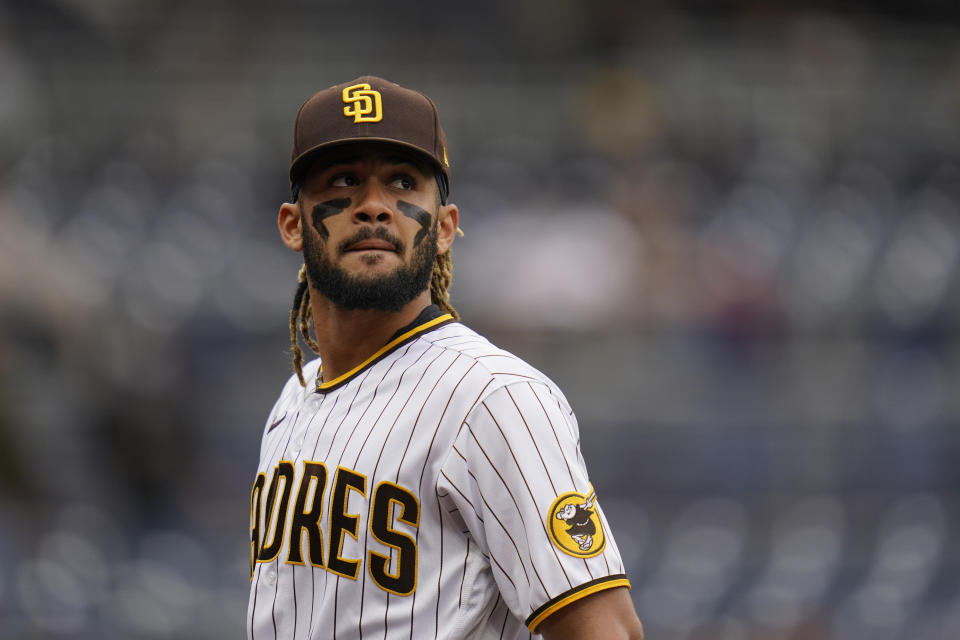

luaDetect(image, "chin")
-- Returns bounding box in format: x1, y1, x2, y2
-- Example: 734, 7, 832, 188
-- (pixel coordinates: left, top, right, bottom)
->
348, 264, 408, 286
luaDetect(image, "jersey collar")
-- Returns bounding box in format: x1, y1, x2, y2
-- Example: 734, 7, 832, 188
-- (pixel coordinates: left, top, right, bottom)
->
315, 305, 454, 393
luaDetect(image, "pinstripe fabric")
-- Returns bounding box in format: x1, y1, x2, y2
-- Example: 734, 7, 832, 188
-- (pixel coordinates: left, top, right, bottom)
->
248, 319, 627, 639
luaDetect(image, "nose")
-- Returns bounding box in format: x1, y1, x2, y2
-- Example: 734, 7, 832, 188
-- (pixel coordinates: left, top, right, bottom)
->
351, 178, 394, 225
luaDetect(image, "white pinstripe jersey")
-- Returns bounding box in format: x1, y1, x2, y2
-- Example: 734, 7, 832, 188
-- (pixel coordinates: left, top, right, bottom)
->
248, 307, 629, 639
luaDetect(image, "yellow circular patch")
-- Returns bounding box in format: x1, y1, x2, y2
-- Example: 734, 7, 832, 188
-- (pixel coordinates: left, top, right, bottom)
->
547, 491, 606, 558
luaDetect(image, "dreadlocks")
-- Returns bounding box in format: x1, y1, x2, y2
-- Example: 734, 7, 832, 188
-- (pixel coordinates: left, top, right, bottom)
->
288, 265, 318, 387
288, 248, 459, 387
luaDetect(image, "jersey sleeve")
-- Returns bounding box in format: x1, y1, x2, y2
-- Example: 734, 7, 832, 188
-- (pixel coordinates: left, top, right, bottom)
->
437, 381, 629, 632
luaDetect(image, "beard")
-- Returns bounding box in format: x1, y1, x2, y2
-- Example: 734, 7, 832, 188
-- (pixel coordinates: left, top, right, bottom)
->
301, 219, 438, 312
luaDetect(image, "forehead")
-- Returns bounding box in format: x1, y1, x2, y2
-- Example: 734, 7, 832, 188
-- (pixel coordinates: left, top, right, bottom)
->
303, 142, 433, 178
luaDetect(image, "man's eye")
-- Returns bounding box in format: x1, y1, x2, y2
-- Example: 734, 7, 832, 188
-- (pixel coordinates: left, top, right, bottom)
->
331, 175, 357, 187
389, 176, 415, 190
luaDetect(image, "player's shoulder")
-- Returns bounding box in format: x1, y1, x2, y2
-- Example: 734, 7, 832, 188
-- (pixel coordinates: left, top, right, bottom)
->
259, 358, 321, 435
424, 321, 570, 404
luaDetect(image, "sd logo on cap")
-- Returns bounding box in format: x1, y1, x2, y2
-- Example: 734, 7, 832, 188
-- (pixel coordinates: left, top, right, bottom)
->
342, 83, 383, 123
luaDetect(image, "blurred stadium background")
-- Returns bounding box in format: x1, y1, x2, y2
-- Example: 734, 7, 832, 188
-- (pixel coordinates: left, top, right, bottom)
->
2, 1, 960, 638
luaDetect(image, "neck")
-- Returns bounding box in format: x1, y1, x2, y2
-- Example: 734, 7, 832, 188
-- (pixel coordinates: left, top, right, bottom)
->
308, 288, 434, 385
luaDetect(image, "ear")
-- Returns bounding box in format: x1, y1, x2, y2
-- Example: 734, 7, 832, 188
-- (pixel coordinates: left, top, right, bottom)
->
436, 203, 459, 254
278, 201, 303, 252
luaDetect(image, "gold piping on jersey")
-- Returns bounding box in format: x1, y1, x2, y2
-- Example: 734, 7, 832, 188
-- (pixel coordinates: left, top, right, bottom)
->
285, 460, 329, 568
257, 460, 295, 564
525, 574, 631, 632
316, 313, 454, 393
249, 472, 266, 579
326, 466, 368, 580
367, 480, 420, 596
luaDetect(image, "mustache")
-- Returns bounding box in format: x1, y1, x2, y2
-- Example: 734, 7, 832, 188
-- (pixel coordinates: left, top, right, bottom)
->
336, 226, 405, 255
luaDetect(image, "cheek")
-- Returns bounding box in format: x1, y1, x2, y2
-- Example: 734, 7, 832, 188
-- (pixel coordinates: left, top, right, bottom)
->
310, 198, 352, 239
396, 199, 435, 247
313, 216, 355, 249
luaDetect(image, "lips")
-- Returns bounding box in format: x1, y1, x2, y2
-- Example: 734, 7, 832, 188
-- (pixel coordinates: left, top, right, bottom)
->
347, 239, 397, 252
338, 228, 403, 256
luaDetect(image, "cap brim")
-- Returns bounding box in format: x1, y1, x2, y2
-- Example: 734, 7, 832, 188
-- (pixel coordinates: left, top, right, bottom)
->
289, 137, 450, 186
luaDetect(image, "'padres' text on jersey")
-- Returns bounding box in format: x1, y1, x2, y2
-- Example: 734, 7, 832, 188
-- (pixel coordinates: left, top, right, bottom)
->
248, 307, 629, 639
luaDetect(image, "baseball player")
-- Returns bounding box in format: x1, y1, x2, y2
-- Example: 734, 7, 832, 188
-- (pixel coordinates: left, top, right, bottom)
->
248, 76, 644, 639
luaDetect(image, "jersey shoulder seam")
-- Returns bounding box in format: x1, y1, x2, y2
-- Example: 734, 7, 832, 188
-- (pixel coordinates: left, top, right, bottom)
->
422, 323, 572, 428
422, 323, 552, 388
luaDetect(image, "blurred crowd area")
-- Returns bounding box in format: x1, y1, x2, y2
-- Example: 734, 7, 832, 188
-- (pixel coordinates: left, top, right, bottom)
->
2, 1, 960, 638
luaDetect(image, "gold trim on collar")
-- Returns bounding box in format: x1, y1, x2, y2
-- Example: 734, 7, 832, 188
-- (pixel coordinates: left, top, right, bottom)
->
316, 314, 454, 391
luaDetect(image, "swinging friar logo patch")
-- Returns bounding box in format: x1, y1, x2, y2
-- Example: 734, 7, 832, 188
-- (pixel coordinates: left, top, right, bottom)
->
547, 489, 606, 558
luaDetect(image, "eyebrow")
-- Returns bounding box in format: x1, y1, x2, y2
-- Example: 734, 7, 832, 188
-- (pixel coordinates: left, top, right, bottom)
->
383, 154, 428, 171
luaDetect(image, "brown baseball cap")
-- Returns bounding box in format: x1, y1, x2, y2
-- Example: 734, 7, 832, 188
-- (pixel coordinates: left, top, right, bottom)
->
289, 75, 451, 189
